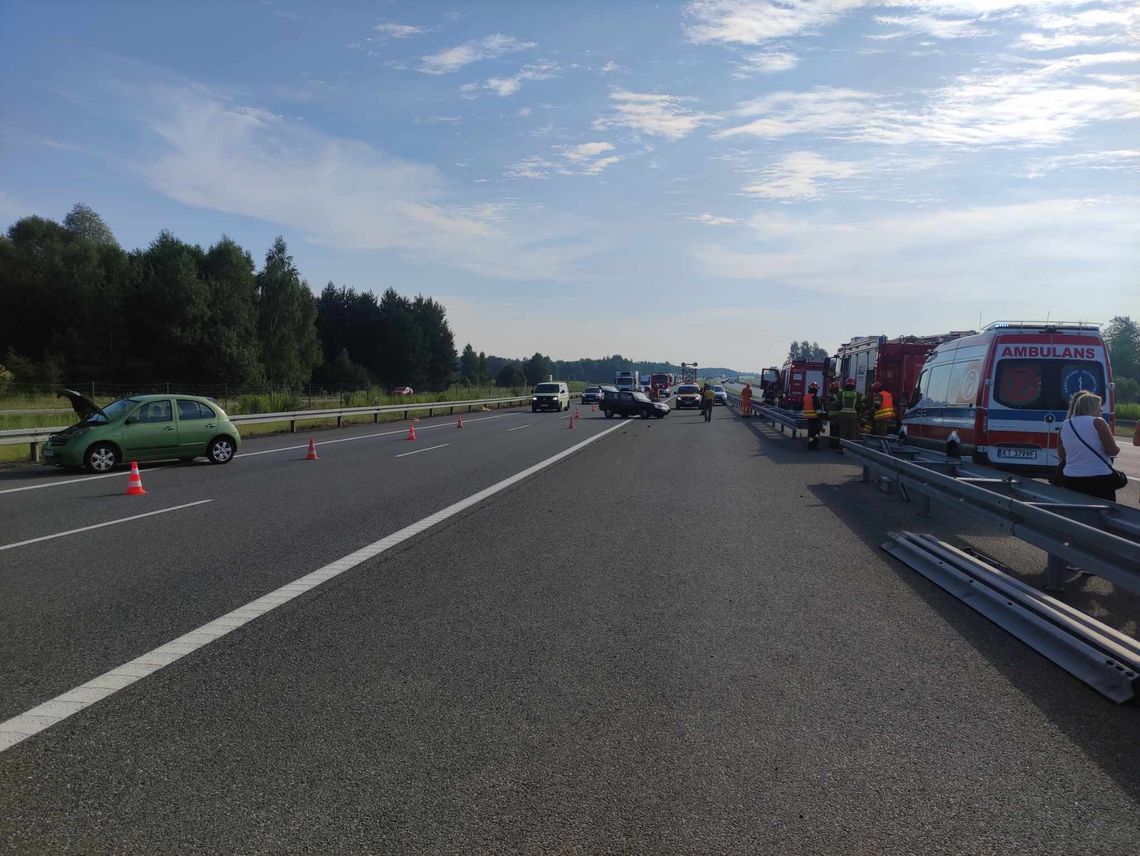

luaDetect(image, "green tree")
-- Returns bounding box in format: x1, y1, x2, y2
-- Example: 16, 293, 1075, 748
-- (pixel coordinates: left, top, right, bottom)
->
256, 237, 320, 387
63, 203, 119, 248
523, 351, 552, 386
199, 236, 262, 384
496, 363, 525, 388
459, 343, 478, 385
1104, 316, 1139, 381
414, 295, 457, 391
477, 351, 490, 386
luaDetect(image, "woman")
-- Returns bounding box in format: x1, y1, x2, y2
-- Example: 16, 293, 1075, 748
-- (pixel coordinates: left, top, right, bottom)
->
1057, 391, 1121, 501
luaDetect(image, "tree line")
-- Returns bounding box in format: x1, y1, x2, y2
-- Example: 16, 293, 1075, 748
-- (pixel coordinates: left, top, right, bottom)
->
0, 205, 457, 393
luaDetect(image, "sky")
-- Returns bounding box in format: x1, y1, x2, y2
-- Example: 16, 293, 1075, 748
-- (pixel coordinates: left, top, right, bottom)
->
1, 0, 1137, 371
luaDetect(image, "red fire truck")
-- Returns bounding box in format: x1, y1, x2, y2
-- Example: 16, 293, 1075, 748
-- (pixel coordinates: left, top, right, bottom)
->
758, 368, 780, 405
830, 331, 975, 422
778, 359, 827, 409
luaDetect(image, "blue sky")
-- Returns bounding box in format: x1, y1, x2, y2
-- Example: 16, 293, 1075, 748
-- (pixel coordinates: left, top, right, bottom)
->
1, 0, 1137, 370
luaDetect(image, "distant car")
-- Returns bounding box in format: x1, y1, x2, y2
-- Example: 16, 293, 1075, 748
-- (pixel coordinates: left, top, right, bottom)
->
674, 383, 702, 409
581, 385, 605, 404
392, 386, 414, 396
713, 384, 728, 405
532, 381, 570, 412
44, 390, 241, 472
601, 389, 670, 419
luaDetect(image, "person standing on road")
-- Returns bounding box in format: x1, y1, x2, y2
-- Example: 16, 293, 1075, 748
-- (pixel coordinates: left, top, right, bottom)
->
834, 378, 862, 451
803, 382, 822, 450
871, 382, 895, 436
740, 383, 753, 417
1058, 391, 1122, 501
701, 383, 715, 422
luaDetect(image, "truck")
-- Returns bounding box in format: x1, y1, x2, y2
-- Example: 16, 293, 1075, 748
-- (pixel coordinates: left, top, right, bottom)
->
650, 372, 672, 396
614, 370, 637, 391
778, 359, 827, 410
830, 331, 975, 423
758, 368, 780, 405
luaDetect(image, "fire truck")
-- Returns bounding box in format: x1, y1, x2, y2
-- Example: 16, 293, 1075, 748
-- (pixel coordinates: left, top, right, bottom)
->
830, 331, 975, 422
777, 359, 827, 409
757, 368, 780, 405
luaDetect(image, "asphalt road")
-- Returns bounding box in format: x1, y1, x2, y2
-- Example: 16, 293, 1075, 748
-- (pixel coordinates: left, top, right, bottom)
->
1, 403, 1138, 853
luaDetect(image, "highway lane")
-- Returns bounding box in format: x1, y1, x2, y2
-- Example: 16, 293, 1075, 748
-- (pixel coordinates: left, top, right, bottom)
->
2, 404, 1139, 851
0, 406, 622, 721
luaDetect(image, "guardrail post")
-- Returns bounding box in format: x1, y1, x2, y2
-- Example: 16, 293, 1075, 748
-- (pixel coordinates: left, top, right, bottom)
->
404, 409, 408, 420
450, 406, 454, 415
1044, 554, 1068, 592
336, 415, 343, 428
31, 440, 40, 462
374, 412, 379, 423
290, 419, 296, 433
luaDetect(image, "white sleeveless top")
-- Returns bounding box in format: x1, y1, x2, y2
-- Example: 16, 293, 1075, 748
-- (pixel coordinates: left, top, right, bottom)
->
1061, 415, 1113, 478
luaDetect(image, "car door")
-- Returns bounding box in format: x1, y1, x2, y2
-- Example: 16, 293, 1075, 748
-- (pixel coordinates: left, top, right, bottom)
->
122, 399, 179, 459
176, 399, 219, 457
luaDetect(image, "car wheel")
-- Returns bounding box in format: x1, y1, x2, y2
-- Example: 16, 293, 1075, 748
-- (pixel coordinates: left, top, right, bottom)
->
603, 410, 612, 418
206, 436, 236, 465
532, 407, 537, 413
655, 413, 665, 419
640, 411, 649, 419
84, 442, 119, 473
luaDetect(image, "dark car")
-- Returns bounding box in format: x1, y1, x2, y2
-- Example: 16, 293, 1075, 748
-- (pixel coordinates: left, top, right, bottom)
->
581, 385, 605, 404
600, 389, 670, 419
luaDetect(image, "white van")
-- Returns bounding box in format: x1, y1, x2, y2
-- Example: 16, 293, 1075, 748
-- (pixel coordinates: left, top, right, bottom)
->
900, 322, 1114, 473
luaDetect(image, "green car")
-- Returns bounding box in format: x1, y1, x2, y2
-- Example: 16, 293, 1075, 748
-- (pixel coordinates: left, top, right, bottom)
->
43, 390, 241, 472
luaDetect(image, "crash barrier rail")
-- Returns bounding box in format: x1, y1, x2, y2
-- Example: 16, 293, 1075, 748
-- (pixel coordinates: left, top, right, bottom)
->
840, 436, 1140, 595
0, 395, 532, 461
726, 393, 807, 435
884, 532, 1140, 702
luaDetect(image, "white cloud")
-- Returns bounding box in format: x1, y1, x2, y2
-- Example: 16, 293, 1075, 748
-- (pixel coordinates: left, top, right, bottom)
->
743, 151, 862, 200
684, 0, 865, 45
419, 34, 535, 75
687, 213, 742, 225
1018, 6, 1140, 51
871, 14, 992, 40
716, 87, 876, 139
138, 85, 597, 280
507, 142, 622, 178
601, 60, 620, 73
471, 61, 559, 97
594, 90, 720, 140
699, 197, 1140, 299
374, 22, 427, 39
733, 50, 799, 76
1022, 149, 1140, 178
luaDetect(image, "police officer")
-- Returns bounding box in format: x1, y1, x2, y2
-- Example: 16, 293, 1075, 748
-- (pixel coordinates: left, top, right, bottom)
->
803, 382, 822, 449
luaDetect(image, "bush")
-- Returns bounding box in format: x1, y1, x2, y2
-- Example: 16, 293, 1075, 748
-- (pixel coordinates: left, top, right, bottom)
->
1113, 376, 1139, 404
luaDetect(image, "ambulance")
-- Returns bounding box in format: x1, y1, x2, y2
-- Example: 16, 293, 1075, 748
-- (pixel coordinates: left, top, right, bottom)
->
899, 322, 1114, 474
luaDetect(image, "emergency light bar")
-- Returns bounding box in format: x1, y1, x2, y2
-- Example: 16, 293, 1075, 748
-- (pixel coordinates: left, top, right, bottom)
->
983, 321, 1101, 333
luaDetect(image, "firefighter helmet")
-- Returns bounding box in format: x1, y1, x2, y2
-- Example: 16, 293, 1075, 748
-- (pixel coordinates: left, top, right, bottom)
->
829, 381, 840, 392
871, 381, 882, 392
844, 377, 856, 389
808, 382, 819, 391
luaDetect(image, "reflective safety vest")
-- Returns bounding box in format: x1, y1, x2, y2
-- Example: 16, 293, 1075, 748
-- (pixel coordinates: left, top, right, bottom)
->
874, 390, 895, 421
840, 389, 858, 413
802, 393, 818, 418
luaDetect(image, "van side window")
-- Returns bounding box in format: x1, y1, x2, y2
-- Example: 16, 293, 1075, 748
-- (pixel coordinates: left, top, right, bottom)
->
924, 362, 953, 407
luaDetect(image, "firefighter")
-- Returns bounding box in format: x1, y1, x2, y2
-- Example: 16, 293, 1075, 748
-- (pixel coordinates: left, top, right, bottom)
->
827, 381, 842, 449
835, 377, 862, 450
740, 382, 753, 416
803, 382, 822, 449
871, 381, 895, 436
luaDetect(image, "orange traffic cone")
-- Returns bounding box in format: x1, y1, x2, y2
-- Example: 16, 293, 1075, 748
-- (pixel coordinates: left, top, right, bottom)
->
568, 414, 575, 429
456, 414, 463, 429
591, 404, 596, 412
125, 461, 146, 496
407, 422, 417, 441
306, 437, 319, 460
575, 407, 581, 419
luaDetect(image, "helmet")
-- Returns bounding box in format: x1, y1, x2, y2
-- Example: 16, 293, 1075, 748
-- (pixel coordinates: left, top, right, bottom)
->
871, 381, 882, 392
808, 382, 819, 391
829, 381, 840, 392
844, 377, 856, 389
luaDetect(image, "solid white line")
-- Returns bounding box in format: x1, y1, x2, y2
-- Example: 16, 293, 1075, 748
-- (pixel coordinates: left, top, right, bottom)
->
0, 412, 523, 495
0, 500, 214, 553
393, 443, 449, 458
506, 424, 532, 432
0, 419, 626, 753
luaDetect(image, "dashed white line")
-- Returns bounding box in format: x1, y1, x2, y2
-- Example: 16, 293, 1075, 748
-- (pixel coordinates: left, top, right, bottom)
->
0, 419, 626, 752
0, 500, 214, 553
394, 443, 450, 458
506, 424, 532, 432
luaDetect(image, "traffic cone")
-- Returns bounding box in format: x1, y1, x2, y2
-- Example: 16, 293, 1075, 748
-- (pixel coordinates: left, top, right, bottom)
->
407, 422, 417, 441
591, 404, 596, 412
456, 414, 463, 429
306, 437, 319, 460
568, 414, 575, 429
575, 407, 581, 419
125, 461, 146, 496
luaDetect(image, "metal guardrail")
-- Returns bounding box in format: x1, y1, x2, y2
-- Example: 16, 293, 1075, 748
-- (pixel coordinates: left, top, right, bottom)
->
0, 395, 532, 461
840, 436, 1140, 596
726, 393, 806, 435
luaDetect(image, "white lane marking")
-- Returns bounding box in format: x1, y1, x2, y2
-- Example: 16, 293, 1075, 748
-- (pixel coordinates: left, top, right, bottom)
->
0, 419, 626, 753
506, 424, 532, 432
0, 500, 214, 553
0, 412, 522, 495
393, 443, 449, 458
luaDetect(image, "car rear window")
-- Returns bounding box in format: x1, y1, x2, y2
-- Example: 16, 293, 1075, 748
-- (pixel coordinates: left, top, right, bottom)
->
178, 400, 215, 420
993, 359, 1105, 411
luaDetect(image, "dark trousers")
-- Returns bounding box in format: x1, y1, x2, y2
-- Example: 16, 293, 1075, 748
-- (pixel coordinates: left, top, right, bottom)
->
806, 417, 820, 448
704, 401, 713, 422
1061, 473, 1118, 502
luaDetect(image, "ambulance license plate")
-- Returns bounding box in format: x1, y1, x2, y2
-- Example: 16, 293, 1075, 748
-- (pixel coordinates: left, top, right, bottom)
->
996, 448, 1037, 460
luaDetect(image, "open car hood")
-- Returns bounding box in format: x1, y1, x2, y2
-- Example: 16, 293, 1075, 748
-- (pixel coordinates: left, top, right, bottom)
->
58, 389, 107, 422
